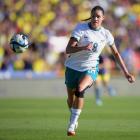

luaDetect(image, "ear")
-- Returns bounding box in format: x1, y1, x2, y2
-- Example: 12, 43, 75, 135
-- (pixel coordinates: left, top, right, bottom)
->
102, 15, 105, 21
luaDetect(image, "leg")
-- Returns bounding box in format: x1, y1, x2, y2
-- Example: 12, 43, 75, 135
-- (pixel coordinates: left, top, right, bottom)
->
66, 87, 75, 109
102, 73, 116, 96
66, 87, 78, 136
73, 75, 93, 109
67, 75, 93, 136
94, 77, 103, 106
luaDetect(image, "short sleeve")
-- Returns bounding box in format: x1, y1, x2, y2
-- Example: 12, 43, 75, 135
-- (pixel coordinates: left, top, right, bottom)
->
71, 23, 82, 41
105, 30, 114, 46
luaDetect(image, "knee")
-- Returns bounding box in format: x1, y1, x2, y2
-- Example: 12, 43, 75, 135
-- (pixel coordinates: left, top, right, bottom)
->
75, 86, 85, 98
77, 85, 84, 93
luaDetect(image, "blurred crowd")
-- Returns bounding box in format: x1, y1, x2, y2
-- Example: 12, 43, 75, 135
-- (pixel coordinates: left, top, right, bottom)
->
0, 0, 140, 79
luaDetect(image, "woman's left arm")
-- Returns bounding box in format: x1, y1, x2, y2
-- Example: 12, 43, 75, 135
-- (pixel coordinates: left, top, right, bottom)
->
110, 43, 135, 83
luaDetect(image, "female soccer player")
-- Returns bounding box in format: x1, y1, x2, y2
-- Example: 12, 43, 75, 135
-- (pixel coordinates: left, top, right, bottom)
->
64, 5, 135, 136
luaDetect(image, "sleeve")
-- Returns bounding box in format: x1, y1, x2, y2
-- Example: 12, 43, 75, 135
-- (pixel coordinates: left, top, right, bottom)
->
71, 23, 82, 42
105, 30, 114, 46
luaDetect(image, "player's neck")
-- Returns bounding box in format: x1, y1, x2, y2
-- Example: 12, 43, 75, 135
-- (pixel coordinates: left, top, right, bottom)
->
88, 22, 101, 31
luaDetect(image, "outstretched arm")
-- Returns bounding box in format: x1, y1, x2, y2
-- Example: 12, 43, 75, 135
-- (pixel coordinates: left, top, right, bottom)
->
110, 43, 135, 83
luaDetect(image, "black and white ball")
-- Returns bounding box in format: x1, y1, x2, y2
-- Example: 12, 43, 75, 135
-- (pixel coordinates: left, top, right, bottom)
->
10, 33, 29, 53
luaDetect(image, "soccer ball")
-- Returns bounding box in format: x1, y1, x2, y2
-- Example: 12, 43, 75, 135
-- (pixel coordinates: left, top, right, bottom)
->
10, 33, 30, 53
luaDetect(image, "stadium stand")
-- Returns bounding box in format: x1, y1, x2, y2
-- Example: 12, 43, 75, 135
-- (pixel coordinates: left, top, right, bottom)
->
0, 0, 140, 79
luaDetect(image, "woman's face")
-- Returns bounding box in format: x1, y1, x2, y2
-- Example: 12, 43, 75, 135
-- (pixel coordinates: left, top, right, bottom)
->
91, 10, 104, 29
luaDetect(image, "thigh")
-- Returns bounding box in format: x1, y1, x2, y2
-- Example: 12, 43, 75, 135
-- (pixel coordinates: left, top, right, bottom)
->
78, 68, 99, 91
102, 73, 110, 85
65, 67, 78, 89
96, 74, 102, 82
95, 75, 102, 86
78, 74, 93, 91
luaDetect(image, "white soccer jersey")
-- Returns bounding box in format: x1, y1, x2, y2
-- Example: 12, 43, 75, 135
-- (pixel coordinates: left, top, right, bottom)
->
65, 22, 114, 71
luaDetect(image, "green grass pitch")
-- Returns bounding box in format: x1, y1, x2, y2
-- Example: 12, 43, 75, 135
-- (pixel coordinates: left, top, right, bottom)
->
0, 96, 140, 140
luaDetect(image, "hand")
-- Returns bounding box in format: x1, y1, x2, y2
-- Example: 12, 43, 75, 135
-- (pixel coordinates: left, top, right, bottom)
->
85, 43, 93, 51
125, 73, 135, 83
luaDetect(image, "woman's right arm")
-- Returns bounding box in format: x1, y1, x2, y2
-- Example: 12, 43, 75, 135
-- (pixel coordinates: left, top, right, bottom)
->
66, 37, 93, 54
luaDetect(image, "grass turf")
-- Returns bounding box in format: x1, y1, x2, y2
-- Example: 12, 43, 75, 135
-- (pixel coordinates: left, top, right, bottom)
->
0, 96, 140, 140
